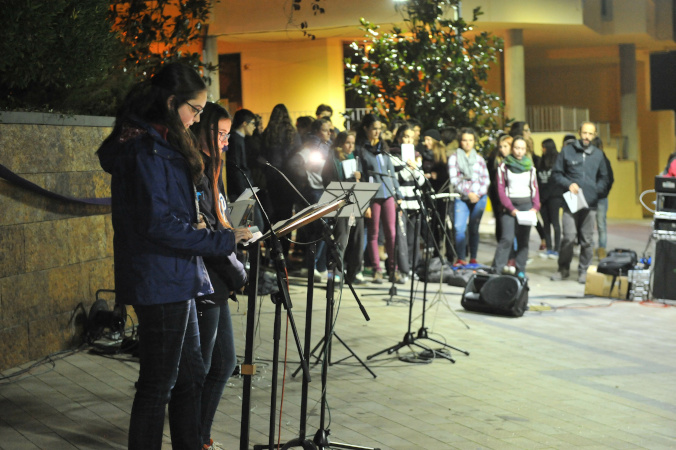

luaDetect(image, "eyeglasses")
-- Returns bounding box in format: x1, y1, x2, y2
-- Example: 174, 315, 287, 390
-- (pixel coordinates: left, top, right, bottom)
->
217, 131, 230, 140
185, 101, 204, 118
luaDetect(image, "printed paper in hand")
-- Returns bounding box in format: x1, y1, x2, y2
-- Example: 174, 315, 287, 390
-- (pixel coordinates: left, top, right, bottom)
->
516, 210, 538, 226
341, 159, 357, 180
563, 188, 588, 213
401, 143, 415, 163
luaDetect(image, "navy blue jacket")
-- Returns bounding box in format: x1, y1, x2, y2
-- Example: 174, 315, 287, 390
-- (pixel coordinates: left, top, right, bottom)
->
551, 139, 609, 209
98, 119, 236, 306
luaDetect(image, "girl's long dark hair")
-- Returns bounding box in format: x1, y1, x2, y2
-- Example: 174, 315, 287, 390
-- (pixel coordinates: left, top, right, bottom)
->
539, 138, 559, 171
190, 102, 233, 229
263, 103, 296, 152
106, 63, 207, 184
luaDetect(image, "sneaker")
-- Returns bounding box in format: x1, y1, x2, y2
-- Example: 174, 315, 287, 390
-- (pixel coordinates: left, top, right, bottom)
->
598, 248, 607, 260
469, 258, 478, 264
578, 272, 587, 284
372, 271, 384, 284
203, 439, 225, 450
550, 269, 570, 281
547, 250, 559, 260
389, 272, 406, 285
355, 272, 364, 282
453, 259, 467, 268
539, 250, 549, 259
314, 269, 327, 283
399, 273, 410, 284
517, 271, 526, 280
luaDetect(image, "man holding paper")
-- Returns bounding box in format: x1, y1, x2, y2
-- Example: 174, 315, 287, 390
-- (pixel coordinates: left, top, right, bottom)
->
550, 122, 610, 284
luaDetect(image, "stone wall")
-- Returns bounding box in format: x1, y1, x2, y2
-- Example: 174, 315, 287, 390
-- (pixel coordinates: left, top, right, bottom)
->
0, 112, 114, 371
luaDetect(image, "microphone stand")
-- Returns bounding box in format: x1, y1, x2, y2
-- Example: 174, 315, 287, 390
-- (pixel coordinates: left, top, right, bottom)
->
234, 164, 312, 450
263, 163, 378, 450
366, 154, 420, 305
367, 154, 469, 363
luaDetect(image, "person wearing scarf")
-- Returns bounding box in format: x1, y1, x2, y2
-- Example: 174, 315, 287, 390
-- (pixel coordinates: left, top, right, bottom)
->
447, 127, 489, 267
492, 136, 540, 277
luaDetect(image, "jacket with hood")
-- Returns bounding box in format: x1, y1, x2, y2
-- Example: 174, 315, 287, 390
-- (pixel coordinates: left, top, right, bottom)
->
97, 118, 236, 306
551, 139, 609, 209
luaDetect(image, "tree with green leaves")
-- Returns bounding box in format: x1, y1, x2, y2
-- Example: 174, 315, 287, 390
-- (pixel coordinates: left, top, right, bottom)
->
0, 0, 123, 114
110, 0, 213, 79
0, 0, 215, 116
346, 0, 504, 139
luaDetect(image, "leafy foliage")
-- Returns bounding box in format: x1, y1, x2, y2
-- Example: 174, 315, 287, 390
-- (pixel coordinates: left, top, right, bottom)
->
346, 0, 504, 138
0, 0, 215, 116
0, 0, 126, 114
110, 0, 213, 79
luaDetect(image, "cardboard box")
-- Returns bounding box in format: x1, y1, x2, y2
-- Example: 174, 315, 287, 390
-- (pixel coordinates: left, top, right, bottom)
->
584, 265, 628, 299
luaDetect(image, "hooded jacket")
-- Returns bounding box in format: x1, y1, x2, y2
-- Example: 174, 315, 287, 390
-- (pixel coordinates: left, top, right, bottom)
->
551, 139, 609, 209
97, 118, 236, 306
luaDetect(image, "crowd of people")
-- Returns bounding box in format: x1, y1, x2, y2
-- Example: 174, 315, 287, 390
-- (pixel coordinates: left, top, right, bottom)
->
98, 63, 615, 449
226, 103, 614, 286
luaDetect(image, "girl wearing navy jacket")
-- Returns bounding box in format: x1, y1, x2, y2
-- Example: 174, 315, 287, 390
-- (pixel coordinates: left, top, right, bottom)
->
492, 136, 540, 278
191, 103, 249, 450
97, 64, 252, 450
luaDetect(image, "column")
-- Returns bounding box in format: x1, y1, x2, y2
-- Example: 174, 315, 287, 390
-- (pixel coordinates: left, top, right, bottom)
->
619, 44, 638, 161
504, 29, 526, 122
203, 35, 220, 102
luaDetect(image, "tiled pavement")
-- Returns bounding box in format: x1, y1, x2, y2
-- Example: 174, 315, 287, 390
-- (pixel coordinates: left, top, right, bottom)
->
1, 218, 675, 449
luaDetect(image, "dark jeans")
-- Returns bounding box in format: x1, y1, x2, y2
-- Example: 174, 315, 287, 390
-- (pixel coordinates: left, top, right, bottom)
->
130, 299, 205, 450
333, 216, 365, 283
395, 210, 410, 274
559, 206, 596, 274
541, 196, 563, 252
453, 196, 487, 261
493, 201, 533, 274
197, 302, 237, 447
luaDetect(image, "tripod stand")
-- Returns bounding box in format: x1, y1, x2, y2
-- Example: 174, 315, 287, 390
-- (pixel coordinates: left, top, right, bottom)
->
257, 166, 379, 450
367, 170, 469, 363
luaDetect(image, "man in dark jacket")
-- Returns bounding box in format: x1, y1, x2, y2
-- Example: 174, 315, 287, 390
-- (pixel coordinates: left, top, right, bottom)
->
550, 122, 610, 284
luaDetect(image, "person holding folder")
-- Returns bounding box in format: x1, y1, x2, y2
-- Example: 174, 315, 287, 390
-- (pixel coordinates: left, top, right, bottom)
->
491, 136, 540, 279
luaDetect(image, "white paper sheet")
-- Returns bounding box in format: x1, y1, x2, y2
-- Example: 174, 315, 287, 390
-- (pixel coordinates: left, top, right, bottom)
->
341, 159, 357, 180
516, 210, 538, 226
563, 188, 588, 213
401, 143, 415, 163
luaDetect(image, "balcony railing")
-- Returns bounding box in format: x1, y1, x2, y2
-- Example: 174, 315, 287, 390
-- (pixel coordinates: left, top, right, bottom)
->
527, 105, 590, 133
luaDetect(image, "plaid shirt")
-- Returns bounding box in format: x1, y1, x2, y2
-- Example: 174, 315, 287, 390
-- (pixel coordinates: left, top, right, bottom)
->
447, 152, 490, 199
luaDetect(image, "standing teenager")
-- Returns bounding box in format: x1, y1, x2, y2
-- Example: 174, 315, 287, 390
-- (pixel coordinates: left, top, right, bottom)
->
97, 64, 252, 450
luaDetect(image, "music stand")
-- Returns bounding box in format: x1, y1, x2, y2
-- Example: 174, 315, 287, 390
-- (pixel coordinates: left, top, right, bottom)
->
241, 195, 347, 450
318, 181, 380, 218
296, 182, 379, 377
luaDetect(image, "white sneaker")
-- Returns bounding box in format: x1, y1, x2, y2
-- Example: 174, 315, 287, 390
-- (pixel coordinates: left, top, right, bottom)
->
314, 269, 327, 282
355, 272, 364, 282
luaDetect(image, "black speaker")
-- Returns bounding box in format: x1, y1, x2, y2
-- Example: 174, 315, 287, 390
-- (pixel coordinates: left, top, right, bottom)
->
461, 273, 529, 317
652, 240, 676, 301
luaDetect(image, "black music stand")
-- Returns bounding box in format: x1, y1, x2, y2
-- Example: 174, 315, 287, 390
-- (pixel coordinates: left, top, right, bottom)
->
241, 196, 347, 450
299, 182, 379, 377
